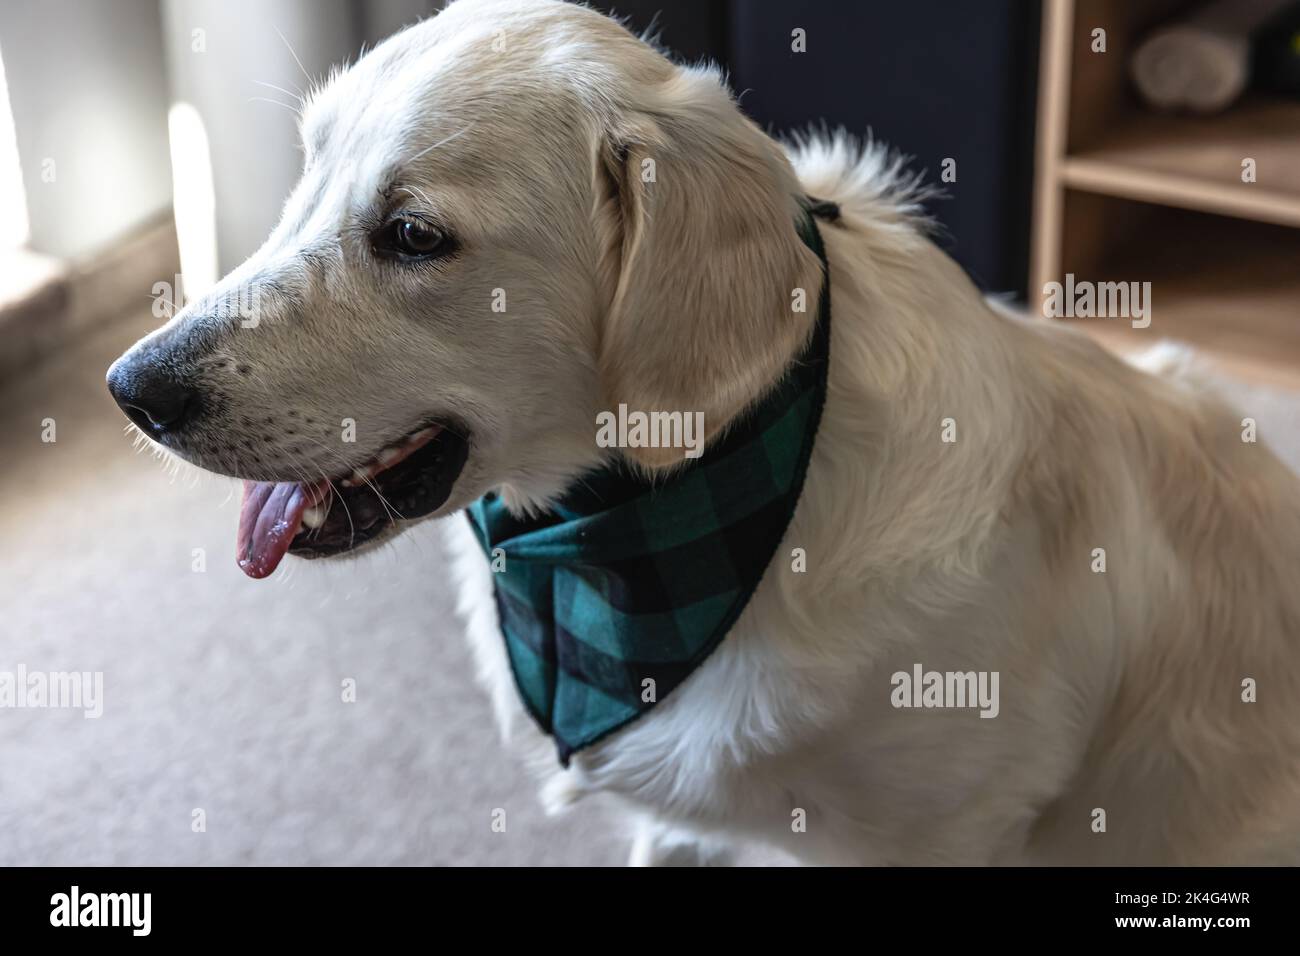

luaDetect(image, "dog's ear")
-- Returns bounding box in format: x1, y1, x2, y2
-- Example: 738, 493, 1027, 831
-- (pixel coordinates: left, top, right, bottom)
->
593, 68, 823, 470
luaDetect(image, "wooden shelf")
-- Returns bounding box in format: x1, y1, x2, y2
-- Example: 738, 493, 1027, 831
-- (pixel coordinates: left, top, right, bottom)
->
1032, 0, 1300, 387
1062, 202, 1300, 390
1062, 97, 1300, 227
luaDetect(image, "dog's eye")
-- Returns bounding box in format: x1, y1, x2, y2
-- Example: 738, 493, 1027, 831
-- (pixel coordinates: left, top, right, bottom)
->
372, 216, 454, 262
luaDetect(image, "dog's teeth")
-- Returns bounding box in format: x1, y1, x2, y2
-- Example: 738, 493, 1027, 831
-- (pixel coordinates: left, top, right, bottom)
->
301, 505, 326, 529
337, 430, 434, 488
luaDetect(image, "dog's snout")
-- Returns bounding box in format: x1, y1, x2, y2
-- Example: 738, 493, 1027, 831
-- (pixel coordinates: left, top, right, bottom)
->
106, 360, 197, 435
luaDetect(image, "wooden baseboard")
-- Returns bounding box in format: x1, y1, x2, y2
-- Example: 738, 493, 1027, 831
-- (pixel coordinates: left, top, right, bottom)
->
0, 214, 179, 383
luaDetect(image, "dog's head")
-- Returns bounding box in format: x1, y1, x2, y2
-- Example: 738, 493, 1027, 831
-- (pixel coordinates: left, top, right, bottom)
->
106, 0, 821, 577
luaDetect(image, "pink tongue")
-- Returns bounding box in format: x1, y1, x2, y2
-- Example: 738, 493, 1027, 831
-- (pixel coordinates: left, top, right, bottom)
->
237, 480, 327, 579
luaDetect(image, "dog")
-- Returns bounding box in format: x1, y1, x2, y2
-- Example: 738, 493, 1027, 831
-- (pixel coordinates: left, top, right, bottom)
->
107, 0, 1300, 865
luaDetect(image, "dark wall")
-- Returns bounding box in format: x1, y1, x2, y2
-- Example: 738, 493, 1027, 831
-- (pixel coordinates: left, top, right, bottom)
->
593, 0, 1040, 299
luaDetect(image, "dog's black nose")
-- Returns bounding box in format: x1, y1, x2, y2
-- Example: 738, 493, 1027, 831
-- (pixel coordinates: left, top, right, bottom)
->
106, 362, 197, 434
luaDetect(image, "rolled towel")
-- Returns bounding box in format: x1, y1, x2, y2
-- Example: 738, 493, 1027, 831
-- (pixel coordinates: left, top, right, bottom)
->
1130, 0, 1291, 113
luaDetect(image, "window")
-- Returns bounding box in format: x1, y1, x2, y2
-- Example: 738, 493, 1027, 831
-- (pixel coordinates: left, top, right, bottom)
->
0, 41, 30, 249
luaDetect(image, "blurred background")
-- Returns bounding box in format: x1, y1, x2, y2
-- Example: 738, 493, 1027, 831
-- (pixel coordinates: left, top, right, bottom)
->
0, 0, 1297, 865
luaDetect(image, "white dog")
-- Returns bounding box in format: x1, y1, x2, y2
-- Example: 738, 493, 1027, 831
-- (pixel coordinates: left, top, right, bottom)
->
108, 0, 1300, 865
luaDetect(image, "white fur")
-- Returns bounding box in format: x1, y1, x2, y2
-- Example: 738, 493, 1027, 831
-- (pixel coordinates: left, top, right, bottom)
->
118, 0, 1300, 864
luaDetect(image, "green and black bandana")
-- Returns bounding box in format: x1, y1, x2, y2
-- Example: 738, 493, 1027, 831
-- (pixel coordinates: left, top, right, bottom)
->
466, 199, 834, 765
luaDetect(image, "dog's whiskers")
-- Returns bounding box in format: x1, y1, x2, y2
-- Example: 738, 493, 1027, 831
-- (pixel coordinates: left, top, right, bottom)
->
298, 433, 408, 535
357, 472, 408, 525
286, 438, 359, 547
407, 124, 474, 164
394, 184, 434, 209
249, 96, 302, 119
253, 79, 305, 107
280, 451, 331, 543
273, 25, 315, 90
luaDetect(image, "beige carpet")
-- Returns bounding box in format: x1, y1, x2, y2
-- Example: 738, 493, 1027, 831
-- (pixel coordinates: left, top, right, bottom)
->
2, 310, 1298, 865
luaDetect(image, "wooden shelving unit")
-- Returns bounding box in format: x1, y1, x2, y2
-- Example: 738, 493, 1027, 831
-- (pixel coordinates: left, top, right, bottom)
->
1031, 0, 1300, 389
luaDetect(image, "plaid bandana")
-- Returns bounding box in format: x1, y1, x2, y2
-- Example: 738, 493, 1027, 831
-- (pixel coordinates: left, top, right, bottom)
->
466, 199, 833, 764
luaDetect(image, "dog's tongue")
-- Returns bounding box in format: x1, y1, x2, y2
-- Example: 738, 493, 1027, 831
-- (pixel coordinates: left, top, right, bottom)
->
237, 480, 327, 579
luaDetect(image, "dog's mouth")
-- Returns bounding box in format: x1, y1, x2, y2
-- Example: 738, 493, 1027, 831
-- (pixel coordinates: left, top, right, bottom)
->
236, 422, 469, 579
